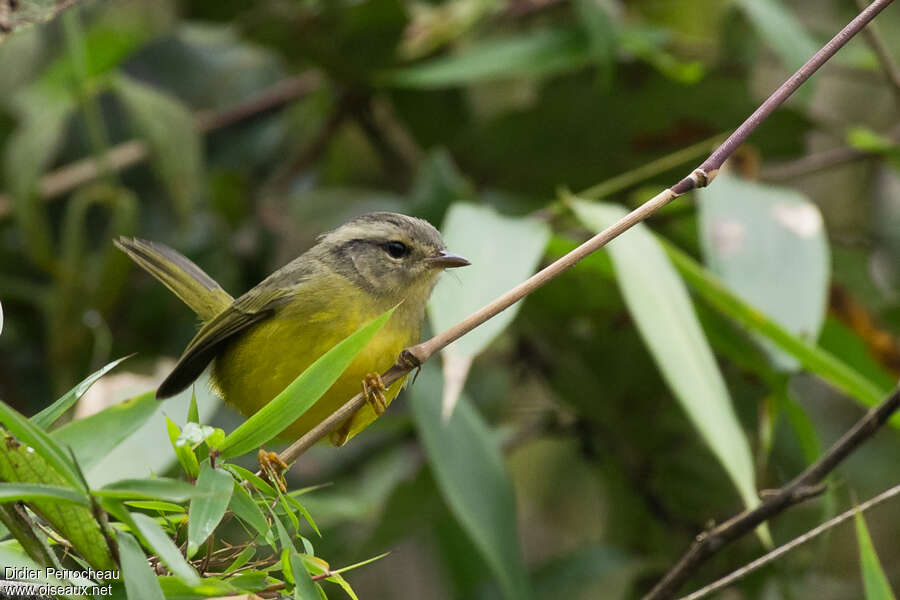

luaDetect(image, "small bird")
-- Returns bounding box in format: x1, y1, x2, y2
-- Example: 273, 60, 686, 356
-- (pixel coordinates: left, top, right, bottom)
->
116, 212, 469, 448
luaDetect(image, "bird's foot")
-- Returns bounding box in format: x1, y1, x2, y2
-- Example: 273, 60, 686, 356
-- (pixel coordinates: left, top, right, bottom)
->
362, 372, 387, 416
258, 448, 288, 493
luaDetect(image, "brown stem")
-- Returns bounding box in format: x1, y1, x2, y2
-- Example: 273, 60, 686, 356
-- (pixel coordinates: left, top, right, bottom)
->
680, 481, 900, 600
276, 0, 897, 468
643, 386, 900, 600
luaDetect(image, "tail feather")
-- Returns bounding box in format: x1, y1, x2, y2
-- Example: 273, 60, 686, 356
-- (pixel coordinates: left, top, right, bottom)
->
115, 237, 233, 321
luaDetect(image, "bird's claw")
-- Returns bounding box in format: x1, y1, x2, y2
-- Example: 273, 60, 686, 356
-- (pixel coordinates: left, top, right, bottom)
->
258, 448, 288, 493
363, 372, 387, 416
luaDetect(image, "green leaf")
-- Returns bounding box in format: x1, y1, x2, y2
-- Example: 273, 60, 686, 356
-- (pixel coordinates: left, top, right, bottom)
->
186, 463, 233, 559
118, 530, 165, 600
429, 203, 550, 417
569, 198, 761, 516
383, 27, 595, 88
112, 74, 202, 222
855, 507, 897, 600
166, 416, 200, 480
0, 483, 88, 505
220, 307, 395, 459
224, 464, 276, 497
229, 481, 273, 544
0, 432, 116, 570
0, 400, 85, 492
410, 364, 531, 600
95, 477, 198, 502
663, 242, 891, 410
289, 547, 319, 600
130, 512, 201, 587
698, 174, 829, 370
31, 355, 132, 430
51, 391, 158, 471
125, 500, 185, 513
187, 392, 200, 424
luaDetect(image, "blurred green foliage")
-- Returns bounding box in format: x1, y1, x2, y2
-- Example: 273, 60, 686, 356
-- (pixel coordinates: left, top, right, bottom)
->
1, 0, 900, 598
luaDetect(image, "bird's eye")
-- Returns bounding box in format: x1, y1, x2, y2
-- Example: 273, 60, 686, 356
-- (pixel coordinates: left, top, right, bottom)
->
384, 241, 409, 259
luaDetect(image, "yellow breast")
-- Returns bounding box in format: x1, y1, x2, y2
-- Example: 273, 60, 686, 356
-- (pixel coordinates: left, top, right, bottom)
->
211, 282, 419, 444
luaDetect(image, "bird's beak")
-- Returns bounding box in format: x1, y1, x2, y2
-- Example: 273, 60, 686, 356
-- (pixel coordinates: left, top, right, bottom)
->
427, 249, 471, 268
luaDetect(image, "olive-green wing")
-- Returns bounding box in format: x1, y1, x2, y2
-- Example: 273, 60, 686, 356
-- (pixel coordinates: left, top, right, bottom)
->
115, 237, 233, 321
156, 258, 314, 399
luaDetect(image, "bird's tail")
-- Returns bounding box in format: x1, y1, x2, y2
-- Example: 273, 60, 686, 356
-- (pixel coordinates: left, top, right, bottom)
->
115, 237, 233, 322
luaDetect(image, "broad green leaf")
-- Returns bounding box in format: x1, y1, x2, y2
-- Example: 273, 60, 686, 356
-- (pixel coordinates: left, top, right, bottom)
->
855, 508, 897, 600
383, 27, 594, 88
220, 307, 395, 459
663, 243, 890, 410
51, 391, 158, 471
0, 431, 115, 570
229, 481, 273, 544
429, 203, 549, 417
0, 400, 84, 492
0, 483, 88, 505
733, 0, 817, 74
186, 463, 233, 558
31, 355, 132, 429
569, 198, 760, 516
112, 74, 202, 221
410, 364, 531, 600
95, 477, 198, 502
130, 512, 201, 587
118, 530, 165, 600
698, 174, 829, 370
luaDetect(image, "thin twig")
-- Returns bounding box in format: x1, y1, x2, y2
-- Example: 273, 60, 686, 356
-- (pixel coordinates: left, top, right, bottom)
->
276, 0, 897, 468
643, 385, 900, 600
0, 73, 321, 221
855, 0, 900, 106
678, 482, 900, 600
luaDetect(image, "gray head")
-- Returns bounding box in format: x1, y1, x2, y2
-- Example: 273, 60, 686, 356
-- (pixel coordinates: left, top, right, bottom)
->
315, 212, 469, 301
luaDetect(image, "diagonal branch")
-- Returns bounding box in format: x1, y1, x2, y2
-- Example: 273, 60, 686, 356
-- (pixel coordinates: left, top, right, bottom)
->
276, 0, 897, 466
643, 385, 900, 600
679, 481, 900, 600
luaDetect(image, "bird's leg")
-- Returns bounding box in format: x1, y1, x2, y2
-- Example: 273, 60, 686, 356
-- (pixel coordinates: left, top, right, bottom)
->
257, 448, 288, 493
329, 372, 389, 446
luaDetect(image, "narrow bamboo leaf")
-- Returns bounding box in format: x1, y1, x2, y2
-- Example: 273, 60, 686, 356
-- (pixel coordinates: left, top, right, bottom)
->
187, 391, 200, 423
158, 575, 241, 598
289, 547, 319, 600
224, 464, 276, 497
31, 355, 132, 429
383, 27, 594, 88
125, 500, 185, 513
186, 463, 233, 558
855, 508, 897, 600
429, 203, 550, 417
223, 544, 256, 574
51, 391, 157, 471
698, 174, 829, 370
229, 481, 273, 544
0, 400, 85, 492
95, 477, 198, 502
112, 74, 202, 221
410, 364, 532, 600
569, 198, 760, 515
130, 512, 201, 587
118, 531, 165, 600
166, 416, 200, 479
662, 242, 891, 409
220, 308, 395, 459
0, 483, 88, 506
